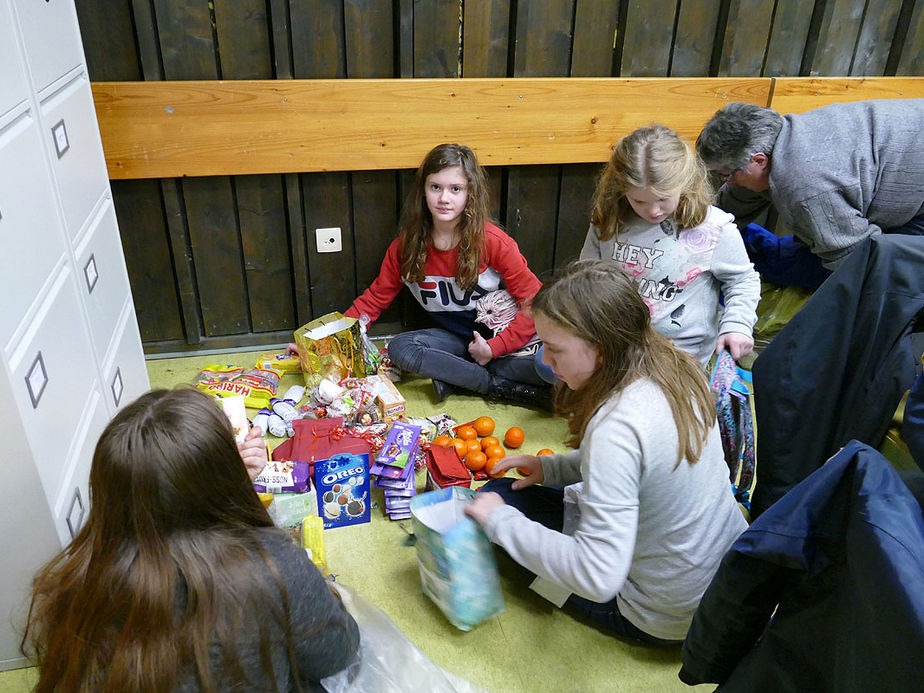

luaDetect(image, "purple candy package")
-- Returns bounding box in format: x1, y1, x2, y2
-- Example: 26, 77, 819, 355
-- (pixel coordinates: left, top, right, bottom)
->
253, 460, 311, 494
375, 421, 421, 469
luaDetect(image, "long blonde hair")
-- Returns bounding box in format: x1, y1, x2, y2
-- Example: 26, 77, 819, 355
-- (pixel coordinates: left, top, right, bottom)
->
534, 259, 715, 466
398, 143, 490, 289
23, 388, 307, 692
591, 125, 713, 242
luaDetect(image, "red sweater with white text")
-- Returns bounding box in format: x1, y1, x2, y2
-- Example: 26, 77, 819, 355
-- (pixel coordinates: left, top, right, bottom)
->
345, 223, 540, 358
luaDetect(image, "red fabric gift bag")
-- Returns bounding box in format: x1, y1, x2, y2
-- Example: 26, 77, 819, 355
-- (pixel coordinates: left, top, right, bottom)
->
272, 417, 373, 477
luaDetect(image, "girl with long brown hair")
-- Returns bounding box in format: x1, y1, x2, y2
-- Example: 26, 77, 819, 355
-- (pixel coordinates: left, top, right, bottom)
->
342, 143, 551, 408
466, 259, 747, 645
23, 388, 358, 692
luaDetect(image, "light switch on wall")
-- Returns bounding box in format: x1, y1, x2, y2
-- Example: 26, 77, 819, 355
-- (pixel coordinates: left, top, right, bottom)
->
316, 227, 342, 253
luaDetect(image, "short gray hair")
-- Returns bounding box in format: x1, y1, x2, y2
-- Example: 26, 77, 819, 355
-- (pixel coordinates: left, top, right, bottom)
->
696, 103, 784, 171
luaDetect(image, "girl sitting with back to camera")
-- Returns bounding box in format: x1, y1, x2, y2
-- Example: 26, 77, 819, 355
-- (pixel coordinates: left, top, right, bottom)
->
580, 124, 760, 365
290, 143, 551, 409
23, 388, 358, 692
466, 259, 747, 645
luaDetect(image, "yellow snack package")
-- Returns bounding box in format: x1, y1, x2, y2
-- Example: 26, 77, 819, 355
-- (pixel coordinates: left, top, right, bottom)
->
194, 364, 282, 409
255, 351, 301, 374
301, 514, 327, 574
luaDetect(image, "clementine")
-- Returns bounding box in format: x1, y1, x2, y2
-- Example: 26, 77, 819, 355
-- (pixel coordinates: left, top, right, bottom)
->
480, 436, 500, 451
450, 438, 467, 461
465, 439, 482, 456
483, 444, 505, 460
457, 425, 478, 441
504, 426, 525, 448
484, 456, 506, 478
432, 435, 452, 447
465, 450, 487, 471
473, 416, 496, 437
536, 448, 554, 456
516, 465, 531, 476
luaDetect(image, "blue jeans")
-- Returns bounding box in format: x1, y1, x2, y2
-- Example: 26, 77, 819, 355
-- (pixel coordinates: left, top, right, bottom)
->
479, 477, 682, 646
387, 328, 546, 394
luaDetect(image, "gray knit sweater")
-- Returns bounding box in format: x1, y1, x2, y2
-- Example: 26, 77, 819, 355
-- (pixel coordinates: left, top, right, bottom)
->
719, 98, 924, 269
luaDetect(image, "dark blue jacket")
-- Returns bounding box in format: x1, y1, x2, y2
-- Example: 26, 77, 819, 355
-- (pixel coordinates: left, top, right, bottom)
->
679, 441, 924, 692
751, 234, 924, 518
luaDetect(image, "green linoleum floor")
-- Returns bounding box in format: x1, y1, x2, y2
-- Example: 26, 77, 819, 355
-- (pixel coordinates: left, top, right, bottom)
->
0, 350, 713, 693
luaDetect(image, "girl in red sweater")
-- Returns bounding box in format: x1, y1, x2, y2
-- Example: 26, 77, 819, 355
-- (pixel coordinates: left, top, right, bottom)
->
346, 143, 550, 407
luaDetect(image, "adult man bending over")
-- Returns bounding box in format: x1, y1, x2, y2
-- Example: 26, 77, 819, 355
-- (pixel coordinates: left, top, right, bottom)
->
696, 100, 924, 285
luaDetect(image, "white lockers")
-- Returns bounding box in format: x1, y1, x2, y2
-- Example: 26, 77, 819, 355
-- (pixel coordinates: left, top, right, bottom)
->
0, 0, 149, 670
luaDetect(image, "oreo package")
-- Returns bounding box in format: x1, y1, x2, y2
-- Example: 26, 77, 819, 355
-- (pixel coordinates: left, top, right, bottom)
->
314, 453, 371, 529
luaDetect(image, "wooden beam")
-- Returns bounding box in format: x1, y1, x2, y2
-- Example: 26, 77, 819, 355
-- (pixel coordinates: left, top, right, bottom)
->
92, 77, 771, 179
770, 76, 924, 114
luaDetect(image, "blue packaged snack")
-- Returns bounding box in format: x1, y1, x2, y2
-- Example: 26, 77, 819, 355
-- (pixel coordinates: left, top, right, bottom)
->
314, 453, 371, 529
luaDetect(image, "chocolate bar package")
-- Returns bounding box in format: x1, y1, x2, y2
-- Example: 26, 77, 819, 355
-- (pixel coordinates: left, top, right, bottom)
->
375, 421, 421, 470
314, 453, 371, 529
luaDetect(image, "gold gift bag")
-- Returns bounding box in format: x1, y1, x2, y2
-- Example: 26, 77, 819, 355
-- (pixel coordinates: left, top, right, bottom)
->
293, 312, 365, 386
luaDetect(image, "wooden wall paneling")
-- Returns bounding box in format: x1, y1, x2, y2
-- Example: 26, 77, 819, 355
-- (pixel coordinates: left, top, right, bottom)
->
896, 0, 924, 75
672, 0, 723, 77
75, 0, 141, 80
182, 177, 250, 337
851, 0, 903, 75
269, 0, 295, 78
344, 0, 395, 78
161, 180, 203, 345
152, 0, 219, 80
413, 0, 462, 77
235, 175, 297, 333
562, 7, 615, 272
284, 174, 312, 326
110, 180, 184, 342
807, 0, 866, 76
291, 0, 347, 78
570, 2, 619, 77
269, 0, 310, 327
506, 1, 574, 277
345, 1, 399, 323
504, 166, 561, 274
215, 0, 292, 338
214, 0, 274, 79
302, 173, 354, 316
129, 0, 165, 80
620, 0, 677, 77
512, 0, 575, 78
350, 170, 400, 326
290, 0, 349, 324
462, 0, 511, 77
763, 0, 816, 76
555, 163, 600, 268
718, 0, 776, 77
398, 0, 414, 77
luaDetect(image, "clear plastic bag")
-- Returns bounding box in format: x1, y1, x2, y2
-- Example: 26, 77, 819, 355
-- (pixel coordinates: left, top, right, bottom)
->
321, 581, 487, 693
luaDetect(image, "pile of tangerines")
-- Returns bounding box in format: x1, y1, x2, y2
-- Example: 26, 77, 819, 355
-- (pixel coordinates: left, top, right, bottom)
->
431, 416, 554, 479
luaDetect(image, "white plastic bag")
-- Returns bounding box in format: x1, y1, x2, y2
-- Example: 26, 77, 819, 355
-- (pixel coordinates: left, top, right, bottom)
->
321, 581, 487, 693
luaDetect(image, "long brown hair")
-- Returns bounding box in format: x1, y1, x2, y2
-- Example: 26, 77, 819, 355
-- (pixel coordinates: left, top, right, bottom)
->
591, 125, 713, 242
23, 388, 302, 693
533, 259, 715, 466
399, 143, 490, 289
